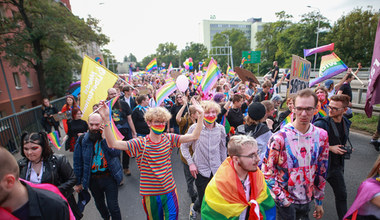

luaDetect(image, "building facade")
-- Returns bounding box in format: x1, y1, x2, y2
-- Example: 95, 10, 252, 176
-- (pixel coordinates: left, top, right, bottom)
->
199, 18, 267, 51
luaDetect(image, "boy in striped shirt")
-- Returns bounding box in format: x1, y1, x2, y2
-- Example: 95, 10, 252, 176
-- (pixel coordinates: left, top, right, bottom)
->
98, 98, 204, 220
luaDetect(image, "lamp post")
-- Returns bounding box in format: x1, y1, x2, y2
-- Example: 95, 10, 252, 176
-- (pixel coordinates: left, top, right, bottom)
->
307, 6, 320, 73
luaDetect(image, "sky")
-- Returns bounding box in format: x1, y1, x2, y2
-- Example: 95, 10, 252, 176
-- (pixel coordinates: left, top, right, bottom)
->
70, 0, 380, 62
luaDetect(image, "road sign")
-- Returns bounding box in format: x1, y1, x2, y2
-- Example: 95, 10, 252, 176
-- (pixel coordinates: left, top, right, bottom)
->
242, 51, 261, 64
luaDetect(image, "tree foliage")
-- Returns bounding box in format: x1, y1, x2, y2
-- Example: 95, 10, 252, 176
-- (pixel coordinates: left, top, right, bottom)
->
180, 42, 208, 70
0, 0, 109, 97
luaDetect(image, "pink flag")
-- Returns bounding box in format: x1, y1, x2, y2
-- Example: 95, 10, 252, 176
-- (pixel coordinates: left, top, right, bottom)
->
365, 18, 380, 117
303, 43, 334, 57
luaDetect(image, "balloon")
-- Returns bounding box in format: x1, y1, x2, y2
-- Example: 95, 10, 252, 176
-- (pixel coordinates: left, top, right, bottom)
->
176, 75, 189, 92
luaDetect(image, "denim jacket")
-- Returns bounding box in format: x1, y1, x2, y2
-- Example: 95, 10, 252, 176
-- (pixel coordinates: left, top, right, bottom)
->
73, 133, 123, 189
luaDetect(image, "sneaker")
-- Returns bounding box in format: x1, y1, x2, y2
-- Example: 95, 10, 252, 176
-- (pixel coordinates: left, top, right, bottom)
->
189, 203, 198, 220
370, 140, 380, 152
124, 169, 131, 176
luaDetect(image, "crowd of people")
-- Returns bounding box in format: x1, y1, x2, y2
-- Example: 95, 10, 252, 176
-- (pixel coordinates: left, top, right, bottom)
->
1, 63, 380, 220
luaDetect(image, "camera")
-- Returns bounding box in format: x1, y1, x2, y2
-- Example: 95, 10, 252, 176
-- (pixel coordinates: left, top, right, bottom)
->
340, 146, 352, 160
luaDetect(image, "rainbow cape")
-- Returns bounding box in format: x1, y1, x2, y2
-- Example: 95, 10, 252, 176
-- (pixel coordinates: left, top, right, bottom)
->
280, 112, 293, 129
202, 157, 276, 220
303, 43, 334, 57
108, 96, 125, 141
47, 131, 61, 150
200, 59, 221, 94
155, 79, 177, 106
145, 58, 158, 72
309, 52, 348, 87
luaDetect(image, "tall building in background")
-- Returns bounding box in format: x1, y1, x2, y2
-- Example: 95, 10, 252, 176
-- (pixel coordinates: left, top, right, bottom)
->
199, 18, 267, 51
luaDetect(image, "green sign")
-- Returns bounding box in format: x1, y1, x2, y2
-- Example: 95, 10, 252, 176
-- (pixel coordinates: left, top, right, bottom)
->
242, 51, 261, 64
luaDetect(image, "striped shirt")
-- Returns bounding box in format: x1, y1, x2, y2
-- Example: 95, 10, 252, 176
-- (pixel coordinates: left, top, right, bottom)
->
124, 133, 181, 195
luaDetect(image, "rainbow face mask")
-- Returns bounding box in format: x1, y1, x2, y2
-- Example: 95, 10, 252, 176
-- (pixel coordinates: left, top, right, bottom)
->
151, 125, 165, 134
204, 116, 217, 124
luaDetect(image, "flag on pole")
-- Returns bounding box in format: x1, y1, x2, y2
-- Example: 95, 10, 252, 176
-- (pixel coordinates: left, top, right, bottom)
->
365, 18, 380, 117
200, 59, 222, 94
226, 65, 235, 78
303, 43, 335, 57
80, 55, 119, 122
108, 96, 125, 141
128, 64, 133, 84
166, 62, 173, 79
309, 52, 348, 87
145, 58, 158, 72
47, 131, 61, 150
155, 79, 177, 106
240, 57, 246, 68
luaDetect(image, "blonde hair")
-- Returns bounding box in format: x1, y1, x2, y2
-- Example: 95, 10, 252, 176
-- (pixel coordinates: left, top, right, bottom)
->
144, 107, 172, 122
262, 100, 274, 112
228, 135, 258, 156
201, 100, 221, 114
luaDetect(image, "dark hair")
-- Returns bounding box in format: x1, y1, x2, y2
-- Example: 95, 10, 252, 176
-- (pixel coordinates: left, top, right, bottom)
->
295, 89, 318, 107
330, 94, 350, 107
122, 86, 131, 92
71, 107, 82, 118
136, 94, 148, 104
262, 81, 272, 89
232, 94, 243, 103
20, 132, 53, 160
347, 73, 354, 79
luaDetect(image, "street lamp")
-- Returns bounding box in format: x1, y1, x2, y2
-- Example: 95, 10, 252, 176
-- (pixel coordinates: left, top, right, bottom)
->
307, 5, 320, 73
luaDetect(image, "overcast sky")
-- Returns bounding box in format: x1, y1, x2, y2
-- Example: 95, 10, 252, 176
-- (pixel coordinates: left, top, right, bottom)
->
70, 0, 380, 62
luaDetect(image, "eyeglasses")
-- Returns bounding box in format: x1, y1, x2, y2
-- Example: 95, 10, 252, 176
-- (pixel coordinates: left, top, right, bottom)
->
294, 107, 315, 114
327, 105, 344, 111
236, 152, 260, 159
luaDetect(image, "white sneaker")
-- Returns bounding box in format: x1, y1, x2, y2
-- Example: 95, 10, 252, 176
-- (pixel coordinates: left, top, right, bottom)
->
189, 203, 198, 220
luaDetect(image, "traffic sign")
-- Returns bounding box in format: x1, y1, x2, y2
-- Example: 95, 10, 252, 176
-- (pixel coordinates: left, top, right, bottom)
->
242, 51, 261, 64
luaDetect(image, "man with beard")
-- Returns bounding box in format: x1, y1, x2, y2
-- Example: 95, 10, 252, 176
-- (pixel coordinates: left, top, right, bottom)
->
0, 147, 70, 220
73, 113, 123, 220
201, 135, 276, 220
262, 89, 329, 220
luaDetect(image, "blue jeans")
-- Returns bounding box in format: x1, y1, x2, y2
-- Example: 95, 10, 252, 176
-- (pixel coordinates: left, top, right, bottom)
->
89, 174, 121, 220
276, 202, 311, 220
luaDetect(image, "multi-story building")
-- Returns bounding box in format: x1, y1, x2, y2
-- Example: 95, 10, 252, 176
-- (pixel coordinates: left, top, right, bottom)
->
199, 18, 267, 51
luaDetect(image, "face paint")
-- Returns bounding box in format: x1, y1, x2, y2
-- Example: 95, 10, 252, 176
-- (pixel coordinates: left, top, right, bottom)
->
204, 116, 217, 124
317, 93, 326, 101
151, 125, 165, 134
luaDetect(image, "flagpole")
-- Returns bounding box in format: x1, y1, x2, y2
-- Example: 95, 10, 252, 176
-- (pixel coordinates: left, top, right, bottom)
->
88, 99, 112, 117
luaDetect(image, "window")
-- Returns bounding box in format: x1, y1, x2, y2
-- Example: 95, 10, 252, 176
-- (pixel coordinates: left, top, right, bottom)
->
26, 75, 33, 87
13, 72, 21, 89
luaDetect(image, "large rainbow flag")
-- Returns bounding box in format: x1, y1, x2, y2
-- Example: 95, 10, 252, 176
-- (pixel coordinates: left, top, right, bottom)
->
202, 157, 276, 220
108, 96, 125, 141
155, 79, 177, 106
47, 131, 61, 150
200, 59, 221, 94
309, 52, 348, 87
145, 58, 158, 72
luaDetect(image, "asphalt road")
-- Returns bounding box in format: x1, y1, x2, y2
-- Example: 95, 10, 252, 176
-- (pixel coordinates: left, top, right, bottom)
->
46, 131, 379, 220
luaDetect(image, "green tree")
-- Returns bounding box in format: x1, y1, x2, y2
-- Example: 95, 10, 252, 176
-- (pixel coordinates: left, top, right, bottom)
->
0, 0, 109, 97
155, 42, 179, 67
211, 29, 250, 72
102, 49, 118, 73
140, 54, 157, 69
123, 53, 137, 62
328, 7, 380, 67
180, 42, 208, 70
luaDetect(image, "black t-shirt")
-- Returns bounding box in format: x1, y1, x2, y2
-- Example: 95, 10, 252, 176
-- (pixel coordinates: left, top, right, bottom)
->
271, 66, 279, 80
339, 83, 352, 101
12, 201, 30, 220
111, 99, 132, 127
328, 119, 346, 167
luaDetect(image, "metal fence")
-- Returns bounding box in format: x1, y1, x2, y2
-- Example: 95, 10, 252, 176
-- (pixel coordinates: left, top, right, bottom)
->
0, 97, 66, 153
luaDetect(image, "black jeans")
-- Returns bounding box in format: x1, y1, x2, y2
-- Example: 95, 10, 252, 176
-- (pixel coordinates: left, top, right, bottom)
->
122, 151, 130, 169
327, 166, 347, 220
276, 202, 311, 220
182, 162, 197, 203
89, 174, 121, 220
193, 173, 212, 212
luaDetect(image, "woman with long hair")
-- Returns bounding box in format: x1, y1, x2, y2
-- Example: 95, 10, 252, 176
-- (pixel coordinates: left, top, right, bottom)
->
61, 95, 77, 134
18, 132, 82, 219
66, 107, 88, 152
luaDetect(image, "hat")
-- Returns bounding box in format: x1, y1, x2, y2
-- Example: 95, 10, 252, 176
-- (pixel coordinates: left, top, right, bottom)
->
77, 190, 91, 213
248, 102, 266, 121
324, 80, 334, 88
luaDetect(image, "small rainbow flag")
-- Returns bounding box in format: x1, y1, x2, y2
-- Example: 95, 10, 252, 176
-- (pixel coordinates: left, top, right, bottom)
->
309, 52, 348, 87
202, 157, 276, 220
240, 57, 247, 68
155, 79, 177, 106
145, 58, 158, 72
220, 115, 231, 134
280, 112, 293, 129
166, 62, 173, 78
108, 96, 125, 141
226, 65, 235, 78
200, 59, 222, 94
47, 131, 61, 150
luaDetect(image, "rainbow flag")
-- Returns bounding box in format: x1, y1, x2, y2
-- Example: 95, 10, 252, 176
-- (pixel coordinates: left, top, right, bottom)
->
304, 43, 334, 57
200, 59, 222, 94
202, 157, 276, 220
317, 108, 327, 117
145, 58, 158, 72
108, 97, 125, 141
227, 65, 235, 78
166, 62, 173, 78
280, 112, 293, 129
309, 52, 348, 87
47, 131, 61, 150
240, 57, 247, 68
155, 79, 177, 106
220, 115, 231, 134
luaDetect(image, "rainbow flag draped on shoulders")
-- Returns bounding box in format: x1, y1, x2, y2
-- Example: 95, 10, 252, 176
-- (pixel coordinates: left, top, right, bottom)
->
202, 157, 276, 220
145, 58, 158, 72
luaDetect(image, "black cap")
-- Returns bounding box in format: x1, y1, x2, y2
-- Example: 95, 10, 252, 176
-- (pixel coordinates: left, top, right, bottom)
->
248, 102, 266, 121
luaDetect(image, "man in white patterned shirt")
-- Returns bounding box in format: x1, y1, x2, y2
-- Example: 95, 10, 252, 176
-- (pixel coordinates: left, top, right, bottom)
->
181, 100, 227, 220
